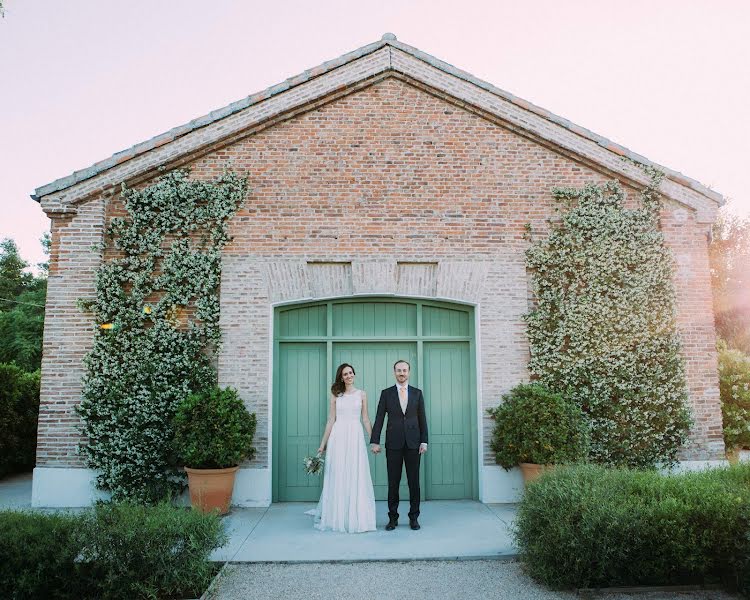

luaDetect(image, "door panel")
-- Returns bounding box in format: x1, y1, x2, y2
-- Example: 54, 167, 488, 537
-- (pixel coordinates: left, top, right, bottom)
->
423, 342, 473, 499
422, 305, 470, 337
332, 302, 417, 337
276, 343, 327, 501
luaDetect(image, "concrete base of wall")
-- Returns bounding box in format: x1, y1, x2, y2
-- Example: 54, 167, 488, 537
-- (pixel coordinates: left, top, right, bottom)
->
32, 467, 110, 507
31, 460, 732, 508
480, 465, 524, 503
231, 467, 272, 507
667, 459, 729, 472
31, 466, 272, 508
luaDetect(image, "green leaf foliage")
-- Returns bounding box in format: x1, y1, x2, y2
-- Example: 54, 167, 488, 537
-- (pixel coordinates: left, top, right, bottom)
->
76, 168, 248, 503
710, 210, 750, 354
515, 463, 750, 592
0, 510, 81, 599
487, 383, 589, 469
524, 175, 691, 468
0, 502, 226, 600
0, 238, 47, 372
173, 386, 257, 469
0, 238, 33, 300
0, 364, 40, 478
718, 342, 750, 450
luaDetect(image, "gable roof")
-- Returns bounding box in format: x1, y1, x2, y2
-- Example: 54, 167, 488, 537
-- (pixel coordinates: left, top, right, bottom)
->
32, 33, 723, 222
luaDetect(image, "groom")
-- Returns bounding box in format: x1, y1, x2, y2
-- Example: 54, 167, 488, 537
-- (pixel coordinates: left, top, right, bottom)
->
370, 360, 428, 531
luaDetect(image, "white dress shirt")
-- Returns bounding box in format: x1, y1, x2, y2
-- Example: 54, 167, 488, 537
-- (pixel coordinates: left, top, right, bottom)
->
397, 382, 427, 451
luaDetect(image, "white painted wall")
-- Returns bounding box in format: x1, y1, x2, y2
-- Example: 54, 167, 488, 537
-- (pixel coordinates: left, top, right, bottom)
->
31, 466, 272, 508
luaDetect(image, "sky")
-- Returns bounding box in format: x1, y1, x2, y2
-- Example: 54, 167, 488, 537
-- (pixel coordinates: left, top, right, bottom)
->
1, 0, 748, 269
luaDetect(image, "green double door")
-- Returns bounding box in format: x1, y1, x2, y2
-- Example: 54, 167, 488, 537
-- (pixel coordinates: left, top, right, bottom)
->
273, 299, 477, 502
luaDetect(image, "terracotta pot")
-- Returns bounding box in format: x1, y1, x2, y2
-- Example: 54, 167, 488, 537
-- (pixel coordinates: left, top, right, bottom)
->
185, 466, 238, 515
519, 462, 554, 484
726, 447, 741, 465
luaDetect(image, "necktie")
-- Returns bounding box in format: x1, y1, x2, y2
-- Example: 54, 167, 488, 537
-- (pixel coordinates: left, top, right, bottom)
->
399, 387, 407, 414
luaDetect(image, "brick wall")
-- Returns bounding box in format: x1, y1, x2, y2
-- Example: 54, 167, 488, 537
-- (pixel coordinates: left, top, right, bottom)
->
37, 199, 105, 466
38, 76, 724, 468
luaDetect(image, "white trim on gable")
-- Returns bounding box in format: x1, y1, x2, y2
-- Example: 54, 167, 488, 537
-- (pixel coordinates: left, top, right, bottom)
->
33, 36, 722, 222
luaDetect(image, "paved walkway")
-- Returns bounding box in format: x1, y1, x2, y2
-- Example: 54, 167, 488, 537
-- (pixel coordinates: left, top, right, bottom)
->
0, 473, 517, 562
0, 472, 34, 509
213, 500, 517, 562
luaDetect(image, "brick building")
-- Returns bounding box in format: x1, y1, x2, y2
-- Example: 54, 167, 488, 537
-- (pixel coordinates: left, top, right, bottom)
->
31, 34, 725, 507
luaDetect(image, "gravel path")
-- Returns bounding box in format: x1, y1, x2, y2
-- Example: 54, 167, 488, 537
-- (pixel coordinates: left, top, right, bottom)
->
208, 560, 737, 600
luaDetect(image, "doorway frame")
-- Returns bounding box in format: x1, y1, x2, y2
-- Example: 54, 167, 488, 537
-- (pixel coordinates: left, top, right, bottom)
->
270, 295, 480, 502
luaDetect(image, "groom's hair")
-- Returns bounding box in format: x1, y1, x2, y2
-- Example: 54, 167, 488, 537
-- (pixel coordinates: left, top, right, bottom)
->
393, 359, 410, 370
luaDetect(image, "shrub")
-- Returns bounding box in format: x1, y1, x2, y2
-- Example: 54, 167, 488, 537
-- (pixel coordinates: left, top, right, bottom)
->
487, 383, 589, 469
0, 364, 40, 478
0, 510, 80, 599
77, 502, 226, 599
515, 463, 750, 592
173, 386, 257, 468
718, 342, 750, 450
0, 502, 226, 600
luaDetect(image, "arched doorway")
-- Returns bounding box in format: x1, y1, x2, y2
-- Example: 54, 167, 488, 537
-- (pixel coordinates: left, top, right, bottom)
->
272, 298, 478, 502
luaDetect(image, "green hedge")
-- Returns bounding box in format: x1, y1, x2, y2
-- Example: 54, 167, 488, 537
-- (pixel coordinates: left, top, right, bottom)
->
0, 511, 80, 599
0, 363, 40, 478
515, 463, 750, 593
0, 502, 226, 599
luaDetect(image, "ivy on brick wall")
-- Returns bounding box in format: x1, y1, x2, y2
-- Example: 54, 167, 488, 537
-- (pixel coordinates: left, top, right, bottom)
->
76, 168, 247, 503
524, 171, 692, 468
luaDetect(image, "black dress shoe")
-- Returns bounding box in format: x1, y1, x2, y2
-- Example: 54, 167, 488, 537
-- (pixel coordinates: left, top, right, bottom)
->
409, 518, 420, 530
385, 518, 398, 531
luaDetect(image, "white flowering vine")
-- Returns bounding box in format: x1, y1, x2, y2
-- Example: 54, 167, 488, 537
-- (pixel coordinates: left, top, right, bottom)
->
524, 171, 692, 468
76, 168, 247, 502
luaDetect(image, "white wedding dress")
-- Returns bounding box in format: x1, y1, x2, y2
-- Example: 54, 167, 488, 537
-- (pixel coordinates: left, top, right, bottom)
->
306, 389, 377, 533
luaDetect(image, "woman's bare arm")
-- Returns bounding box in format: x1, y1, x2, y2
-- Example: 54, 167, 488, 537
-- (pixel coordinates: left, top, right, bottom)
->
318, 394, 337, 453
360, 391, 372, 438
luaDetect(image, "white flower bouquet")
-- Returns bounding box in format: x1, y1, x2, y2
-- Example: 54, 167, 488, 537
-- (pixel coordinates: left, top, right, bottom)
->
303, 452, 324, 475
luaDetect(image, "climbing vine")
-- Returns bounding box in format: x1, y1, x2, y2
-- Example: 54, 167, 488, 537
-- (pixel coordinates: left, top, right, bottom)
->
76, 168, 247, 503
524, 172, 692, 468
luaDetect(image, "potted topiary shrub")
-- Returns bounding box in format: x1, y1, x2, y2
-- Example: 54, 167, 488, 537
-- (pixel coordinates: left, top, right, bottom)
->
173, 386, 257, 514
487, 383, 589, 483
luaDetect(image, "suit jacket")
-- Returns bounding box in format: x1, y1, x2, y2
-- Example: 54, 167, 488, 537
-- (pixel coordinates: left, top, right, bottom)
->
370, 385, 428, 450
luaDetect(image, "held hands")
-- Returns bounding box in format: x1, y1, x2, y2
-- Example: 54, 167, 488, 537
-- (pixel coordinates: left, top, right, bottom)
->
371, 444, 426, 454
317, 446, 326, 455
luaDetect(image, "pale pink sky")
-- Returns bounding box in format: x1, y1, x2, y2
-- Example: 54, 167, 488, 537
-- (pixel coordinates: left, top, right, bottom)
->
1, 0, 748, 268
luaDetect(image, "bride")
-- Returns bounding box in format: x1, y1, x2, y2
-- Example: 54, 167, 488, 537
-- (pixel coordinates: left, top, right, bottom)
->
306, 363, 377, 533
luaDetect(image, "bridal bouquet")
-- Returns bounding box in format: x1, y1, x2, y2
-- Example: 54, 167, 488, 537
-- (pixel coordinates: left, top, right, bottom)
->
303, 452, 324, 476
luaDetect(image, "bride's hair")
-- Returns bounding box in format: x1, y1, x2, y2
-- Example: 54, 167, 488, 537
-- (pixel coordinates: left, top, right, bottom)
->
331, 363, 355, 397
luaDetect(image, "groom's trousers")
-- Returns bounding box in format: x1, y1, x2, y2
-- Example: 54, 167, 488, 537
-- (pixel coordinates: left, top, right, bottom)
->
386, 446, 420, 520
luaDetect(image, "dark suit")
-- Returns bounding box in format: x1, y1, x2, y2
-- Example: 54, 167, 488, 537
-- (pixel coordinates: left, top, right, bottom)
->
370, 384, 428, 520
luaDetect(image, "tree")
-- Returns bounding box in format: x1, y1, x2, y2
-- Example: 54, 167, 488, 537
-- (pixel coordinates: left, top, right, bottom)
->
710, 208, 750, 353
0, 364, 41, 477
0, 237, 48, 372
38, 232, 51, 275
0, 239, 33, 301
